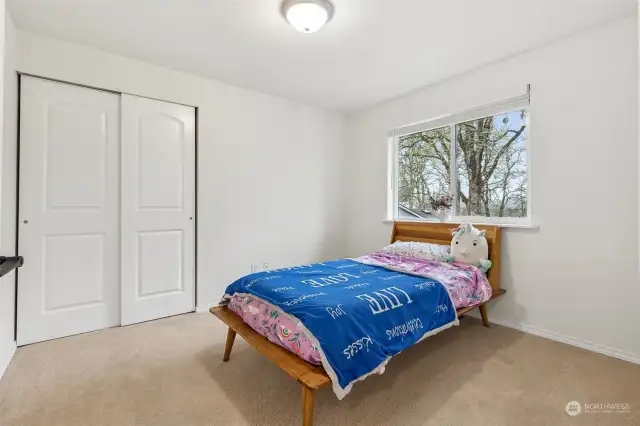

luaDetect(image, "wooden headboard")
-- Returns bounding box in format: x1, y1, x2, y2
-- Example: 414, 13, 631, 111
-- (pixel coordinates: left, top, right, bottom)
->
390, 221, 502, 292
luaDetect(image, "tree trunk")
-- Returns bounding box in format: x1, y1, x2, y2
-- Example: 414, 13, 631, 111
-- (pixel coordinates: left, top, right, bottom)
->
468, 171, 483, 216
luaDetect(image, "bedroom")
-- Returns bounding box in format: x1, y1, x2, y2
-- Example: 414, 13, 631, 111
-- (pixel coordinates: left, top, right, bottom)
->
0, 0, 638, 425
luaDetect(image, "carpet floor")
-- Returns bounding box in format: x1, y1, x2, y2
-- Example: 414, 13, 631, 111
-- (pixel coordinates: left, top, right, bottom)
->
0, 313, 638, 425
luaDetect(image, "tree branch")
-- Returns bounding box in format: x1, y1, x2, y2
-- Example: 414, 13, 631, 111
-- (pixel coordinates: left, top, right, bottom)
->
485, 125, 526, 180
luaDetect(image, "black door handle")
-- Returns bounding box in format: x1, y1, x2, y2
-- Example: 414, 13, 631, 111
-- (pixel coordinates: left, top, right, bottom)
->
0, 256, 24, 278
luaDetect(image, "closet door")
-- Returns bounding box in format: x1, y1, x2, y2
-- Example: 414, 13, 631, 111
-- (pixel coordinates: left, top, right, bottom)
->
120, 95, 195, 325
17, 76, 120, 345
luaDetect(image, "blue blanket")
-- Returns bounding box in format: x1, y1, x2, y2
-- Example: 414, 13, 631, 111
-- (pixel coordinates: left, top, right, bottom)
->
222, 259, 457, 398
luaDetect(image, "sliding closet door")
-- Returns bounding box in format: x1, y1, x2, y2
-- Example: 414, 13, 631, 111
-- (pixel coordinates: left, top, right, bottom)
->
120, 95, 195, 325
17, 76, 120, 345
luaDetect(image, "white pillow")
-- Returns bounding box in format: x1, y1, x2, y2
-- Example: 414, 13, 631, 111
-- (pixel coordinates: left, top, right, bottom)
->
381, 241, 450, 262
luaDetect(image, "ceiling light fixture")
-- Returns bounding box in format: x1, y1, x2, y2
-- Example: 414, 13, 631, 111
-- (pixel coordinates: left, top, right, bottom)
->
281, 0, 334, 34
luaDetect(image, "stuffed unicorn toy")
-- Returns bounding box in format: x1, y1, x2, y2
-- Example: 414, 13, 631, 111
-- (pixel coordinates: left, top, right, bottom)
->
444, 223, 492, 273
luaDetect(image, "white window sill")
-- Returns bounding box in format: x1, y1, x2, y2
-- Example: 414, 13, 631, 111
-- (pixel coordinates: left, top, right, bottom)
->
382, 219, 539, 229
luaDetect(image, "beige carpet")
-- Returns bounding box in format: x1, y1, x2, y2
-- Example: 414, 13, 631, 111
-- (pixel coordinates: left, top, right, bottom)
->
0, 313, 638, 426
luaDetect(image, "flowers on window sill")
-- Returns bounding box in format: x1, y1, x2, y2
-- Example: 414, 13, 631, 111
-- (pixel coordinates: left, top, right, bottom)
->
431, 194, 453, 222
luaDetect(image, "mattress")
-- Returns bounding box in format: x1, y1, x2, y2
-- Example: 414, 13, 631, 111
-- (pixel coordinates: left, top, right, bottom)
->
227, 253, 490, 365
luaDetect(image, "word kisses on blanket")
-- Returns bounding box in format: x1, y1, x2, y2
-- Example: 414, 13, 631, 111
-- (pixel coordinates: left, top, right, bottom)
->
444, 222, 492, 273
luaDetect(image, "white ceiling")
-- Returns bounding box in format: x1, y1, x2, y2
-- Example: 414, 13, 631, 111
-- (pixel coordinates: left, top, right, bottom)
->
7, 0, 637, 109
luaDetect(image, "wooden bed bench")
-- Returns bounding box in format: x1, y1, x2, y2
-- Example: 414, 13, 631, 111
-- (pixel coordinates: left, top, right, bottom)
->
210, 221, 505, 426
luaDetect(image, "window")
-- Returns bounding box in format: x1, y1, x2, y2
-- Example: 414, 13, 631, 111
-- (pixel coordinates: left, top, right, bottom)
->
389, 95, 530, 225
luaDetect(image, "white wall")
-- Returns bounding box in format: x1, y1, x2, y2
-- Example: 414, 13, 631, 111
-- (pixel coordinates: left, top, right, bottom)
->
0, 4, 14, 379
346, 15, 640, 361
4, 8, 637, 371
14, 30, 347, 312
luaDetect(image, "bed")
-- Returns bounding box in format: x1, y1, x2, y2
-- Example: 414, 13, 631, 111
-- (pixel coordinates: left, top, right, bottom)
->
210, 221, 505, 426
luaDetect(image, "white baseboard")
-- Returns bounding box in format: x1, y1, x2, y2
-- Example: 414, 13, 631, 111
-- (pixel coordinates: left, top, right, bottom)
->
0, 342, 16, 382
488, 317, 640, 365
196, 304, 215, 313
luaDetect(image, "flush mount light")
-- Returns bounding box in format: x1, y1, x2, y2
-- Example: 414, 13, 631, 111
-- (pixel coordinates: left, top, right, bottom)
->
281, 0, 334, 34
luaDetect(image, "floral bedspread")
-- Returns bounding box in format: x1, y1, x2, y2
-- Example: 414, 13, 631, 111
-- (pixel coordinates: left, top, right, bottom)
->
228, 293, 322, 364
354, 251, 492, 309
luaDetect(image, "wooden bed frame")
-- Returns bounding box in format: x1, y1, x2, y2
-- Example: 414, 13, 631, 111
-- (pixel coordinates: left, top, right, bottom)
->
210, 221, 505, 426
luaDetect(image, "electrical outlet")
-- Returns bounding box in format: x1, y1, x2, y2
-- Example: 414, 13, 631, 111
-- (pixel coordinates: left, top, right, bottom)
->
263, 262, 269, 271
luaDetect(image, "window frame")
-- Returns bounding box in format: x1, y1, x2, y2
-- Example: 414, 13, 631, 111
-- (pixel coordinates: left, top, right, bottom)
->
388, 94, 532, 226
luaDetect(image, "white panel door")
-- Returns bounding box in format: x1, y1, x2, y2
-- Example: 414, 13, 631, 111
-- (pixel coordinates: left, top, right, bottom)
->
120, 95, 195, 325
17, 77, 120, 345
